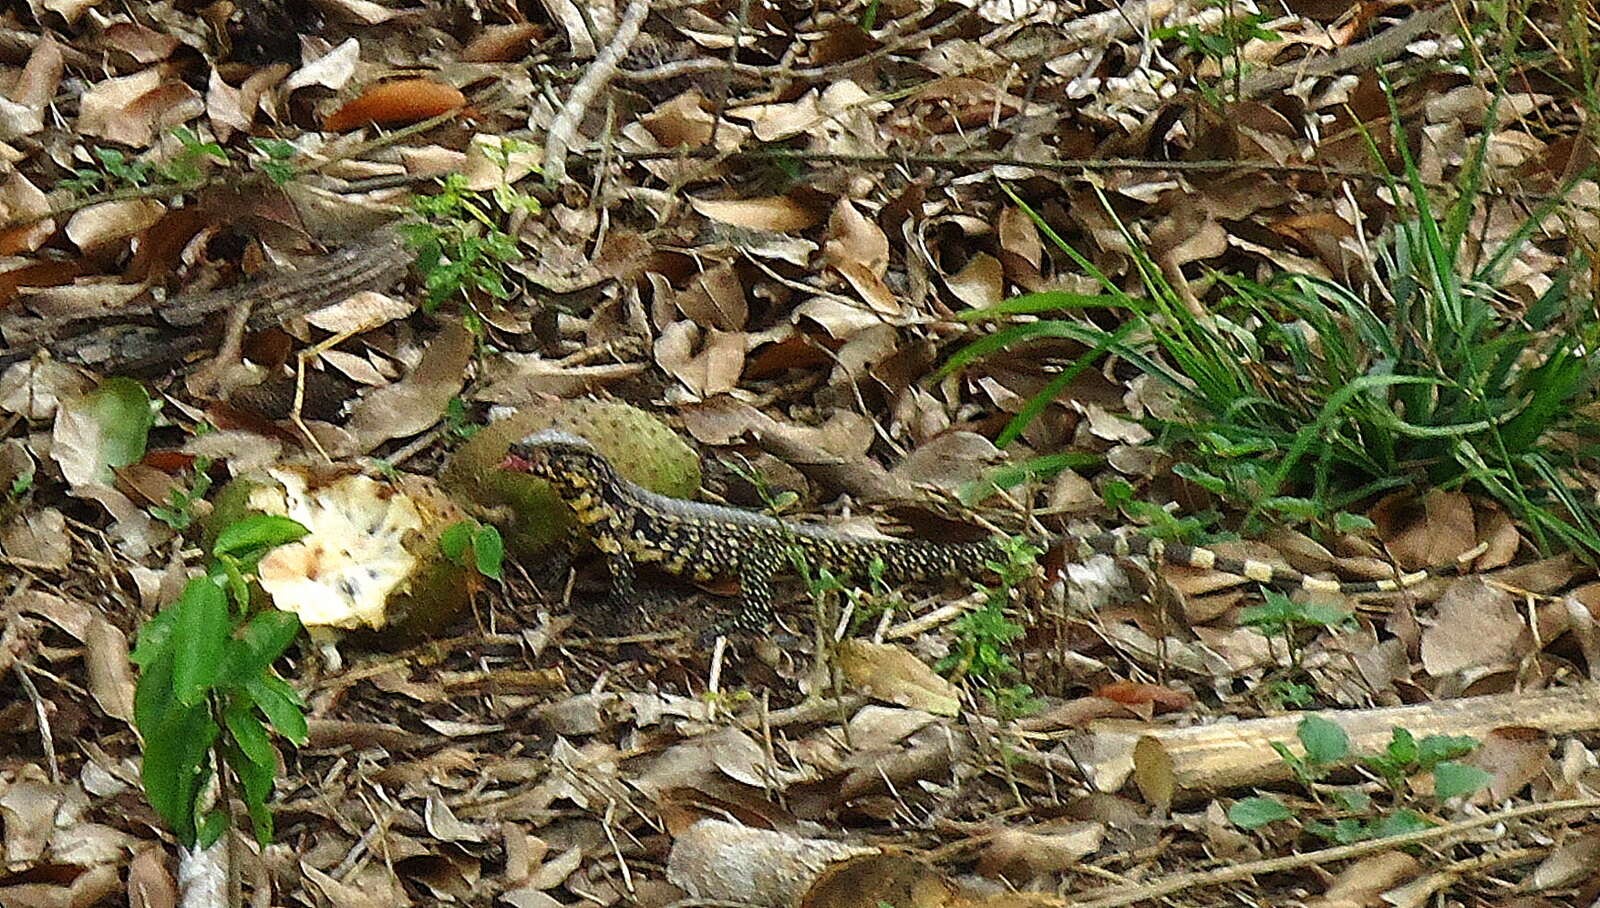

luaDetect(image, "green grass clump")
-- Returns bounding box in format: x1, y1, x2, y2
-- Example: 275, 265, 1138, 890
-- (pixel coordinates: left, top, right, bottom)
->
954, 106, 1600, 558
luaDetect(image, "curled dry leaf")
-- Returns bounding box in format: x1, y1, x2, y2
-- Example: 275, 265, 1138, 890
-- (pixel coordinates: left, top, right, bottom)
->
944, 252, 1004, 309
975, 822, 1104, 880
1305, 851, 1422, 908
65, 199, 166, 253
666, 819, 875, 905
654, 321, 744, 398
824, 199, 898, 315
323, 79, 468, 132
1370, 489, 1480, 571
0, 37, 62, 141
284, 37, 360, 93
460, 23, 545, 63
1, 505, 69, 569
0, 170, 54, 254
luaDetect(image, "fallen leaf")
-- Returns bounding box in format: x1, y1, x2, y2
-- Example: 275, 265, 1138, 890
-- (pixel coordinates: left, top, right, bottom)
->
836, 640, 960, 716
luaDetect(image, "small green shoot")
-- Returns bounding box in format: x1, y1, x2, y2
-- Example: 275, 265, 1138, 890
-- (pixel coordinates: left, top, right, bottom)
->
150, 457, 215, 531
438, 520, 505, 581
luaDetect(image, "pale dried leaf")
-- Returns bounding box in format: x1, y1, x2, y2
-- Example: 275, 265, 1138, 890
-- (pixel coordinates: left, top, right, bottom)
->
836, 640, 960, 716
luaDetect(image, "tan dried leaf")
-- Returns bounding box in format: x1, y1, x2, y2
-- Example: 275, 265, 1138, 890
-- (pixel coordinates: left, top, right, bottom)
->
65, 200, 166, 252
945, 253, 1004, 309
79, 68, 203, 146
1420, 580, 1532, 677
654, 321, 744, 398
673, 264, 748, 331
348, 319, 474, 451
836, 640, 960, 716
975, 823, 1104, 878
690, 195, 821, 233
1, 506, 69, 569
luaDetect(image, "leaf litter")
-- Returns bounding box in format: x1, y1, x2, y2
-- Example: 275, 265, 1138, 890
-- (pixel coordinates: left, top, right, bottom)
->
0, 0, 1599, 905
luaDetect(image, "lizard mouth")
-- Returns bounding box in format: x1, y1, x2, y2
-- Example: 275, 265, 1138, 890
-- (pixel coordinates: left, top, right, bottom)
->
500, 452, 538, 473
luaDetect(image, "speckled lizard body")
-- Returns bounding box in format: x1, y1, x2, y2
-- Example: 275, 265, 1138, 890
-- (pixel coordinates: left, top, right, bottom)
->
501, 430, 1430, 635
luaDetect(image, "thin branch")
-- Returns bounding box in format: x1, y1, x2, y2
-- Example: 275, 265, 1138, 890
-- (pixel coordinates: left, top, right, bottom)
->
1065, 796, 1600, 908
542, 0, 651, 186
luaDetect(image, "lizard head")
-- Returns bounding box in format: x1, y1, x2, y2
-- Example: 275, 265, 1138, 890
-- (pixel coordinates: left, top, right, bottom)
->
501, 430, 617, 494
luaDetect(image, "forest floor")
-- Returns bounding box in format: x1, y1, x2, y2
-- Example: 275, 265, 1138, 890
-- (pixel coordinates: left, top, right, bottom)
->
2, 0, 1600, 905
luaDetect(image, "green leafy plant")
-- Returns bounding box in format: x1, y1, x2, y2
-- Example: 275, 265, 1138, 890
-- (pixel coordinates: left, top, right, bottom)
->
438, 519, 505, 580
62, 127, 228, 196
249, 138, 298, 186
150, 457, 215, 531
131, 515, 311, 848
1153, 0, 1281, 100
1240, 589, 1356, 673
1230, 716, 1490, 844
938, 535, 1041, 719
400, 139, 541, 329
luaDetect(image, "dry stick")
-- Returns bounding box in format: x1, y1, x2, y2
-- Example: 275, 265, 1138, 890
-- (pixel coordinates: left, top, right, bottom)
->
1064, 796, 1600, 908
542, 0, 651, 187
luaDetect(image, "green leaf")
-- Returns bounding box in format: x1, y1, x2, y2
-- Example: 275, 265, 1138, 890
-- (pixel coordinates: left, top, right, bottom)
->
1298, 715, 1350, 766
439, 521, 472, 565
197, 810, 229, 848
64, 377, 155, 484
139, 702, 218, 846
1228, 796, 1294, 829
172, 578, 230, 706
245, 673, 307, 746
226, 738, 278, 844
224, 699, 275, 769
213, 515, 308, 560
1432, 761, 1491, 800
1416, 733, 1479, 769
1369, 809, 1432, 839
472, 525, 504, 579
130, 608, 179, 668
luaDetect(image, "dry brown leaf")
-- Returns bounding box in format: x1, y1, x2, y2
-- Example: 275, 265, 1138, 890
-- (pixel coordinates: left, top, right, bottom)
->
654, 321, 744, 398
84, 617, 134, 724
1419, 580, 1532, 677
690, 195, 822, 233
127, 845, 177, 908
284, 37, 360, 93
99, 21, 180, 62
824, 199, 898, 315
460, 23, 545, 62
1306, 851, 1422, 907
78, 67, 203, 146
0, 170, 55, 254
304, 290, 414, 334
673, 263, 748, 331
1371, 490, 1481, 571
975, 822, 1104, 879
1, 505, 69, 569
667, 819, 875, 905
836, 640, 959, 716
639, 90, 715, 148
348, 319, 474, 451
1470, 726, 1550, 800
65, 200, 166, 253
0, 37, 62, 140
1527, 831, 1600, 890
945, 253, 1004, 309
